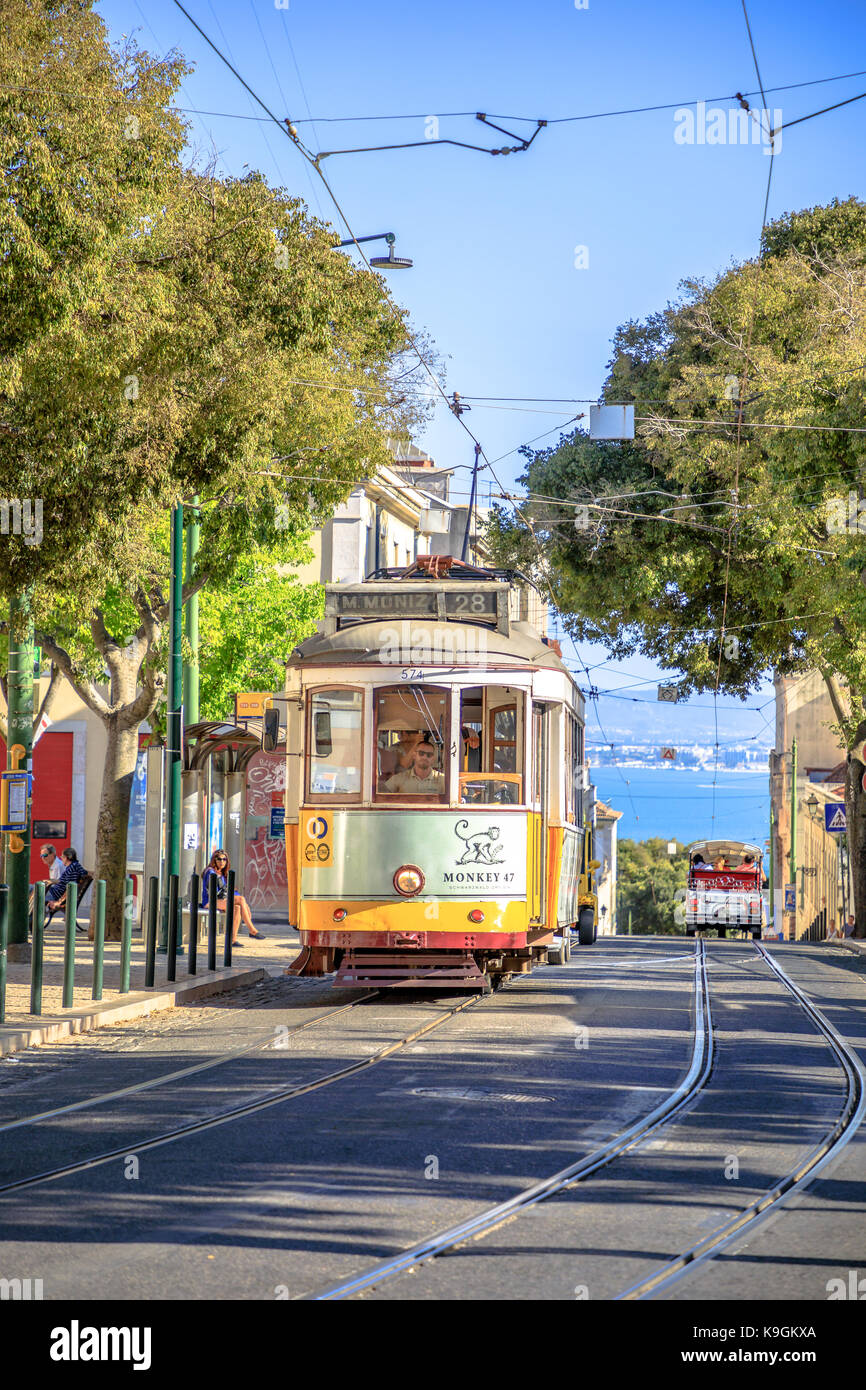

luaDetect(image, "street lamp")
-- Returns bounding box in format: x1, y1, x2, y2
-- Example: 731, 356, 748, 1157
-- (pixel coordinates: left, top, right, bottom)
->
335, 232, 413, 269
806, 793, 821, 822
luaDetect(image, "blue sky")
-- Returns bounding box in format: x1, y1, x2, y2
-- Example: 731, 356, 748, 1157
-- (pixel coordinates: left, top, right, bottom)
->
96, 0, 866, 748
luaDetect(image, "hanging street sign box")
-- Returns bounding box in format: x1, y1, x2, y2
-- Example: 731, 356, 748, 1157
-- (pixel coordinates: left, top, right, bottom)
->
825, 803, 848, 834
269, 806, 286, 839
784, 883, 797, 912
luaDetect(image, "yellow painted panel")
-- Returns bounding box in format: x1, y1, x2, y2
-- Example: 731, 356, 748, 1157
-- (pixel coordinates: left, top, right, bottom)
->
300, 897, 529, 935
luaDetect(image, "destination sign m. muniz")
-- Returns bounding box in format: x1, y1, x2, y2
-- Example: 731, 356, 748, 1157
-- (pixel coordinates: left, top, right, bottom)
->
324, 582, 509, 633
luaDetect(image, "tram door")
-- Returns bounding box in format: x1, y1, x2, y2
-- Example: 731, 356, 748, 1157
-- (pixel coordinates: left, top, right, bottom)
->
530, 704, 549, 923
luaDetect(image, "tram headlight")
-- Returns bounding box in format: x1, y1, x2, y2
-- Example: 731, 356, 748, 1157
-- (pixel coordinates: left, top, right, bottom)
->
332, 908, 348, 921
468, 909, 485, 923
393, 865, 425, 897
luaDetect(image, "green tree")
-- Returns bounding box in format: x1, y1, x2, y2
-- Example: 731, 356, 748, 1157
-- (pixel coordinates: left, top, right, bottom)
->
1, 6, 426, 935
489, 197, 866, 935
617, 838, 688, 935
197, 540, 323, 722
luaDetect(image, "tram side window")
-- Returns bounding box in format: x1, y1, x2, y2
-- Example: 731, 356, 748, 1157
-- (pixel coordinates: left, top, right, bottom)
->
375, 686, 448, 800
563, 712, 581, 823
459, 687, 524, 805
306, 689, 363, 800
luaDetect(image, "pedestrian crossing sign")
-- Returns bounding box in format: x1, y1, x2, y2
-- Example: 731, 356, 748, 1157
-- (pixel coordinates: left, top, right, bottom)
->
825, 803, 847, 833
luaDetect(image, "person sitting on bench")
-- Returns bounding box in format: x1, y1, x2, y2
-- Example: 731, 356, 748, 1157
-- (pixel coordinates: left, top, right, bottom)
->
45, 847, 90, 932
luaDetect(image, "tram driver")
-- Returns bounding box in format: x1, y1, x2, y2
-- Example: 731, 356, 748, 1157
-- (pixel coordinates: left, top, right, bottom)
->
384, 734, 445, 794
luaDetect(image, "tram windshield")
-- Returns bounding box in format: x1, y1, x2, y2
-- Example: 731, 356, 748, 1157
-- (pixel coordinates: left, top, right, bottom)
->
375, 686, 448, 801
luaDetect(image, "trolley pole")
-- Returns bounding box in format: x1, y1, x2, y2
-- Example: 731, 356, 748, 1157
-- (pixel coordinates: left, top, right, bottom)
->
461, 443, 482, 563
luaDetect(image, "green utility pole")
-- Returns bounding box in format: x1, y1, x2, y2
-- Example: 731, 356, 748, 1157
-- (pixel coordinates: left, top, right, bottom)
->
790, 739, 798, 927
768, 801, 775, 928
159, 504, 184, 951
6, 591, 34, 953
183, 497, 200, 726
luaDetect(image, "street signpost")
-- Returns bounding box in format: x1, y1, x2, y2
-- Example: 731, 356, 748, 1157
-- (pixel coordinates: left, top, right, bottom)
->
825, 803, 847, 834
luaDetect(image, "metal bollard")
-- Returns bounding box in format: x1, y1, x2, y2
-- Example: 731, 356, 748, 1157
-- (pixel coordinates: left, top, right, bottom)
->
188, 873, 199, 977
92, 880, 106, 1000
62, 881, 78, 1009
166, 874, 179, 983
144, 877, 158, 988
0, 884, 8, 1025
207, 891, 217, 972
30, 881, 45, 1015
120, 876, 133, 994
223, 870, 235, 968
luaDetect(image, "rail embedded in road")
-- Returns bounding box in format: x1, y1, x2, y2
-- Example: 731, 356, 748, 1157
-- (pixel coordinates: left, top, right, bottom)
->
311, 938, 713, 1300
616, 940, 866, 1300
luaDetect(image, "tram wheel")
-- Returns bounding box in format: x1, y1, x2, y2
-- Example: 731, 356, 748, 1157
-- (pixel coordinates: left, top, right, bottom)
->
751, 929, 762, 940
578, 908, 595, 945
717, 928, 727, 939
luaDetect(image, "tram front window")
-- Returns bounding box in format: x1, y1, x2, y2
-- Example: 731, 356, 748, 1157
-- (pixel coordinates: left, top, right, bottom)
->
375, 686, 448, 802
306, 689, 363, 801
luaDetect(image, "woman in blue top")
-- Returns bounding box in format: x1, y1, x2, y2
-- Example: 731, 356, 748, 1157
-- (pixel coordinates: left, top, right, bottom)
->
201, 849, 265, 945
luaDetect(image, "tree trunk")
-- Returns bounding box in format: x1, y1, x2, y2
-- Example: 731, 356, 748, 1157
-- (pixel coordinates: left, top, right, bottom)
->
94, 716, 140, 941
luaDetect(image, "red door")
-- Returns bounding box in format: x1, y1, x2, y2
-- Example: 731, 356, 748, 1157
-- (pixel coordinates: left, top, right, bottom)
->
0, 732, 74, 882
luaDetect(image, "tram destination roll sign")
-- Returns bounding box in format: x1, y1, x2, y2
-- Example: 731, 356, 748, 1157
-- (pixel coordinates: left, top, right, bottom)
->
333, 589, 498, 620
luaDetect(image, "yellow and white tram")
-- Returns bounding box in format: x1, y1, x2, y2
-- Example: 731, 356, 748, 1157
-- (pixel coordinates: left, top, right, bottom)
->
281, 560, 599, 988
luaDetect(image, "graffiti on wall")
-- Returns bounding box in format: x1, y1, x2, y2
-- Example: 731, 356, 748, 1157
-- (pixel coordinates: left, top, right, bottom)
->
245, 753, 288, 913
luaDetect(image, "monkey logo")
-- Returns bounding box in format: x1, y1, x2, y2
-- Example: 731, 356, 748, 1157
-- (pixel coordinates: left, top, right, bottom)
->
454, 820, 505, 865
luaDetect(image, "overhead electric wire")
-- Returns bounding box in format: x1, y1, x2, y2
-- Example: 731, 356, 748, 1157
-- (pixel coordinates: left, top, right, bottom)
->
167, 0, 814, 800
710, 0, 775, 833
157, 65, 866, 126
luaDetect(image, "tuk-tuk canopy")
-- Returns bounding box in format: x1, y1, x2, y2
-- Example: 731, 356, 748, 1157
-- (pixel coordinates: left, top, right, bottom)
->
688, 840, 762, 862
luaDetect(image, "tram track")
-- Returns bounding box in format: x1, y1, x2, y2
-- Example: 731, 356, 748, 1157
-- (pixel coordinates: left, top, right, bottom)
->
0, 991, 379, 1136
0, 940, 696, 1140
312, 937, 866, 1302
0, 990, 486, 1198
311, 937, 713, 1300
617, 940, 866, 1299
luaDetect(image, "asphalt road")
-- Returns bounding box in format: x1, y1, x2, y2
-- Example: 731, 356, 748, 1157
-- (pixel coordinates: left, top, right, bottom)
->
0, 936, 863, 1302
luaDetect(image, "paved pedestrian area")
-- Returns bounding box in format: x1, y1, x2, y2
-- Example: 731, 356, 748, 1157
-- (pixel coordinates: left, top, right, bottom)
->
0, 916, 301, 1056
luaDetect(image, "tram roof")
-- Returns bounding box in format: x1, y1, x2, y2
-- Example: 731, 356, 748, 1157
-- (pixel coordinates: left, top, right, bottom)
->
688, 839, 762, 858
290, 618, 574, 679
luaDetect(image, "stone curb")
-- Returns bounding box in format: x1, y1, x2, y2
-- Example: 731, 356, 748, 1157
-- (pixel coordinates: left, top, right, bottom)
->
0, 966, 267, 1059
835, 937, 866, 956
